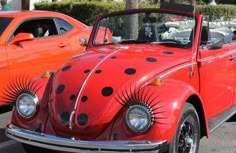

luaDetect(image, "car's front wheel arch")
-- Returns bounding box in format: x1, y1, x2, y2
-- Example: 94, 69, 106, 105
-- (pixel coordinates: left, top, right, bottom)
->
187, 95, 208, 138
168, 102, 200, 153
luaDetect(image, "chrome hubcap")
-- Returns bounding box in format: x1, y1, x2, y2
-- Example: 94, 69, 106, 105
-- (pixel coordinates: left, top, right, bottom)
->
178, 122, 195, 153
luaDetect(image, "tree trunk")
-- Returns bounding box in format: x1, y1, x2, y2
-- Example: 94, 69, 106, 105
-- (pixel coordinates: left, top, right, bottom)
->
189, 0, 195, 5
126, 0, 138, 39
22, 0, 30, 10
126, 0, 138, 9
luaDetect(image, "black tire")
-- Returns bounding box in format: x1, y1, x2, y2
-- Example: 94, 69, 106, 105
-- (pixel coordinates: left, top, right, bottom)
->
169, 103, 200, 153
22, 143, 56, 153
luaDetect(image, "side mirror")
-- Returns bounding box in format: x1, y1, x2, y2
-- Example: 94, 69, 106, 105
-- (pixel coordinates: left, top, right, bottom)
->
10, 33, 34, 45
79, 37, 87, 46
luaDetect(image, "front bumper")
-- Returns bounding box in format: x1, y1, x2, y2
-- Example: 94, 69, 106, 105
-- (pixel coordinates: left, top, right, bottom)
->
6, 124, 168, 153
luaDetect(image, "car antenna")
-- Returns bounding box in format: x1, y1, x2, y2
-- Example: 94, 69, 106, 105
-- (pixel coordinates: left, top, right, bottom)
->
190, 1, 196, 78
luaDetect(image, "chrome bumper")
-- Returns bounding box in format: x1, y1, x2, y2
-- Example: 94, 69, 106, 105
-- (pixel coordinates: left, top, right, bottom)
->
6, 124, 168, 153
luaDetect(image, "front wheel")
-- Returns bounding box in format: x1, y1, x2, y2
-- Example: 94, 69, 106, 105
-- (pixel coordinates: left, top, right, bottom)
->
169, 103, 200, 153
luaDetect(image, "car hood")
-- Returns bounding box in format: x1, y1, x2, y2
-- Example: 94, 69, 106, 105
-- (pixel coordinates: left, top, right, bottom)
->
49, 45, 190, 138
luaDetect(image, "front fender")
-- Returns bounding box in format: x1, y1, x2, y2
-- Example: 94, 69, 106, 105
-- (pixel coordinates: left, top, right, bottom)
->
9, 74, 53, 132
151, 78, 208, 142
107, 78, 208, 143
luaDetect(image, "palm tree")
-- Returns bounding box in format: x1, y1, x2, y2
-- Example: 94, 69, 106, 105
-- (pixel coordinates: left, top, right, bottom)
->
22, 0, 29, 10
126, 0, 138, 39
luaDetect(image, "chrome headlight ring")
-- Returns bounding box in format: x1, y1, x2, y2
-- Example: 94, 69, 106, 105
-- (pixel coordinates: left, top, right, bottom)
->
16, 92, 39, 118
126, 104, 154, 133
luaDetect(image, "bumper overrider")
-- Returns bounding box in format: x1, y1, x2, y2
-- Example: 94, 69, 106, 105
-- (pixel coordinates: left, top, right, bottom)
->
6, 124, 168, 153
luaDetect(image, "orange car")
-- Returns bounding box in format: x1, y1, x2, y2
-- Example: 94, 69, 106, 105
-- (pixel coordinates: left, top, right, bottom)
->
0, 11, 91, 106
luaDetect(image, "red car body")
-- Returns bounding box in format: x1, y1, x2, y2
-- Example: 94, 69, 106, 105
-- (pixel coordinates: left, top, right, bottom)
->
5, 4, 236, 153
0, 11, 92, 106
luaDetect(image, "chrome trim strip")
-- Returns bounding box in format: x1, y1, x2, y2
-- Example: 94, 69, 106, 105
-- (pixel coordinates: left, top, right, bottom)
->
71, 50, 93, 59
69, 110, 75, 130
159, 62, 197, 78
160, 50, 236, 79
6, 124, 167, 153
198, 49, 236, 63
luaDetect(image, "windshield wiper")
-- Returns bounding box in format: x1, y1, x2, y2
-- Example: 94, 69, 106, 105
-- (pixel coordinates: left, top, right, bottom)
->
150, 40, 191, 48
151, 39, 181, 45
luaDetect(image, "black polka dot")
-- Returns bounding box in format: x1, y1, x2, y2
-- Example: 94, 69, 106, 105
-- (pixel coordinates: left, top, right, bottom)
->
111, 56, 116, 59
95, 70, 102, 74
70, 94, 76, 101
62, 65, 71, 71
125, 68, 136, 75
35, 123, 42, 133
56, 85, 65, 94
81, 96, 88, 102
99, 55, 105, 58
84, 69, 90, 73
113, 133, 118, 140
146, 57, 157, 62
77, 113, 88, 126
163, 51, 174, 55
102, 86, 113, 97
60, 112, 70, 124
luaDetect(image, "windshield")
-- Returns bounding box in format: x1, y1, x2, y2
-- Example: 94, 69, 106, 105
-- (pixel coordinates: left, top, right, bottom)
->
94, 11, 195, 48
0, 17, 13, 36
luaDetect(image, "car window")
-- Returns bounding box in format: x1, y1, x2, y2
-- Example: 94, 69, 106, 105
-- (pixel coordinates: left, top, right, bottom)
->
202, 15, 236, 44
0, 17, 13, 36
13, 18, 58, 39
55, 18, 73, 34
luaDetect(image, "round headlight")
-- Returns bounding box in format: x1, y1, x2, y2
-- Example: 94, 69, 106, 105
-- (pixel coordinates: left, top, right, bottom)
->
126, 105, 153, 133
16, 92, 39, 118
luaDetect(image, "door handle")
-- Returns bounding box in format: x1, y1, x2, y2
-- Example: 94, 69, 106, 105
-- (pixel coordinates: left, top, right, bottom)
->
228, 55, 235, 61
58, 42, 68, 48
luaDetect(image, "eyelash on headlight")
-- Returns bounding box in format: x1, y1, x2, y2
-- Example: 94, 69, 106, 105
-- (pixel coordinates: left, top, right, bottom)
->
115, 84, 167, 124
1, 75, 42, 105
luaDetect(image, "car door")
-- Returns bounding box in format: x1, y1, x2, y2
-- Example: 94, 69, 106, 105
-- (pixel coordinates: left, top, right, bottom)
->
198, 26, 235, 119
0, 17, 13, 105
54, 17, 90, 53
6, 18, 74, 78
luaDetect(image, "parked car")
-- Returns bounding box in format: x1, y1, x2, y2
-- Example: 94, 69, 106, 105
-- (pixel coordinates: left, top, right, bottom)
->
0, 11, 92, 106
5, 3, 236, 153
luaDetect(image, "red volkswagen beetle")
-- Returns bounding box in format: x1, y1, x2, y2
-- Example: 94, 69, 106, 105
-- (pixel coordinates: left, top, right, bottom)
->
5, 3, 236, 153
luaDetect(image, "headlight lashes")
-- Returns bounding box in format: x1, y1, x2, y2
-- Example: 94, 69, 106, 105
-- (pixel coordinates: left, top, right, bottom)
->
115, 84, 167, 127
